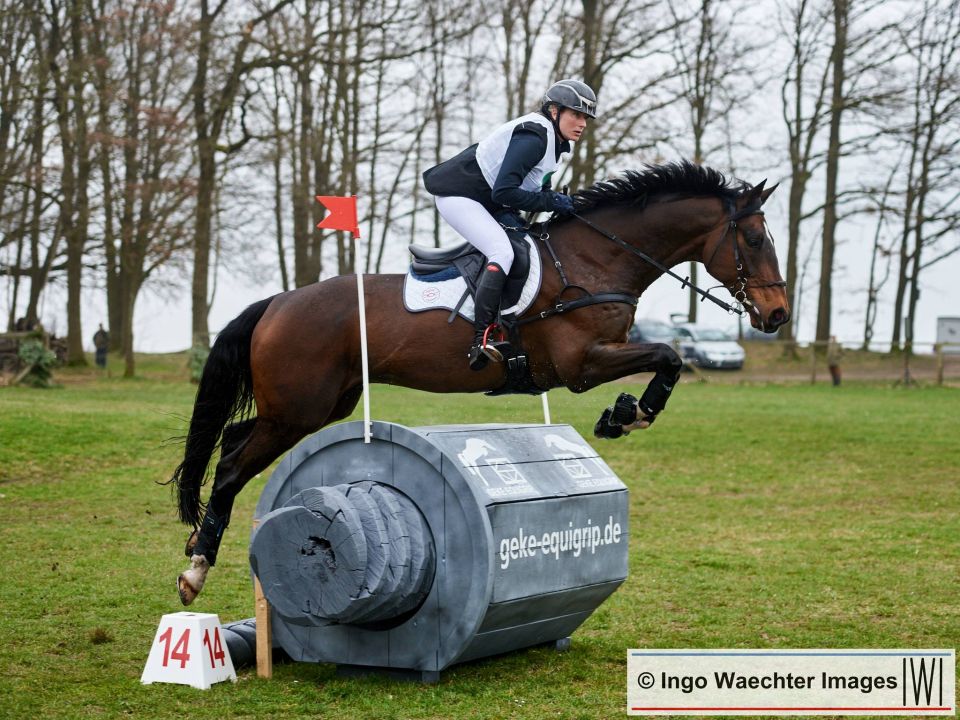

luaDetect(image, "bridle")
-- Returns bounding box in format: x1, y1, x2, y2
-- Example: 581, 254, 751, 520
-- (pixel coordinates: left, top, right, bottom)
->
516, 195, 787, 327
702, 200, 787, 314
565, 199, 783, 316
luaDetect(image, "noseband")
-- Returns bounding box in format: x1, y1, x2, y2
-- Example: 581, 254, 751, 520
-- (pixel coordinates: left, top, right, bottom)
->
703, 201, 787, 312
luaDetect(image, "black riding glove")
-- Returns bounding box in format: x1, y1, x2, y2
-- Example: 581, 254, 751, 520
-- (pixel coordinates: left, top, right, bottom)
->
550, 192, 575, 216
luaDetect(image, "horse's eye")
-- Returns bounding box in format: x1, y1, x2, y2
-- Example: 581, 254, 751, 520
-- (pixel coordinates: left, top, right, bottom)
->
745, 234, 763, 249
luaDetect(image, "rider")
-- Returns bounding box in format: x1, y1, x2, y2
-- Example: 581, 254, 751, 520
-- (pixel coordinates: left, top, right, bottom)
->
422, 79, 598, 370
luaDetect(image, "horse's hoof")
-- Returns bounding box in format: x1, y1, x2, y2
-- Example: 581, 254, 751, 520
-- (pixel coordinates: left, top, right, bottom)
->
611, 393, 638, 425
177, 575, 197, 605
177, 555, 210, 605
593, 407, 625, 439
183, 529, 199, 557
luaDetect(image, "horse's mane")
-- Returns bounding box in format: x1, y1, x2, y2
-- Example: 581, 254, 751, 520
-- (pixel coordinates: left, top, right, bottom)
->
572, 160, 749, 213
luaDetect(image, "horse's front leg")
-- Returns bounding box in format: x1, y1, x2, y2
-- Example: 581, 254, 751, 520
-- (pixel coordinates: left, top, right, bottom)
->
571, 341, 683, 439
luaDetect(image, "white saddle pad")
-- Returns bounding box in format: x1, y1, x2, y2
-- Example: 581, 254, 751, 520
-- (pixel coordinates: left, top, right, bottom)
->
402, 235, 542, 322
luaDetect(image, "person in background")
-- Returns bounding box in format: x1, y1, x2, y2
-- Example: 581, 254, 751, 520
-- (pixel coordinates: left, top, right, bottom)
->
827, 335, 843, 386
93, 324, 109, 369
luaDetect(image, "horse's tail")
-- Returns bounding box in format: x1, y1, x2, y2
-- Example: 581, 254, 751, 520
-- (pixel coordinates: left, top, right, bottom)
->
169, 296, 275, 527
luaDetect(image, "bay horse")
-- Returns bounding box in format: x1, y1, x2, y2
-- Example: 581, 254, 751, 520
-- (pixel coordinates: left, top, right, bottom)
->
171, 161, 789, 604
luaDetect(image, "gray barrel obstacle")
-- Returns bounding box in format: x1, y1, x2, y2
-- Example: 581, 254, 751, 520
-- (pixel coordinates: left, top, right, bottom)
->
249, 420, 629, 681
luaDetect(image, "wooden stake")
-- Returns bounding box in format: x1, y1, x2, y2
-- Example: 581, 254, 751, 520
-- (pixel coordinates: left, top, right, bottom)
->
253, 520, 273, 679
935, 343, 944, 387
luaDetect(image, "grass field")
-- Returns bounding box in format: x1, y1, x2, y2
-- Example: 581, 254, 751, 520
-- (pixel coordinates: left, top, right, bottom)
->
0, 355, 958, 719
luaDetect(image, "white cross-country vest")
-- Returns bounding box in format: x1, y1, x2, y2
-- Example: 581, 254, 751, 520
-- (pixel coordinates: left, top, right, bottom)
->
475, 112, 563, 192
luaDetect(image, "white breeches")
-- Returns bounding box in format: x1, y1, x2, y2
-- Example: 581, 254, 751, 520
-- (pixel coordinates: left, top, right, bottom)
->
434, 195, 514, 273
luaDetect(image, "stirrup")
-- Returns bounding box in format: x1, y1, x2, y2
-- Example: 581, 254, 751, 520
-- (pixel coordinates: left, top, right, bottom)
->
479, 324, 507, 363
482, 343, 505, 362
468, 342, 489, 371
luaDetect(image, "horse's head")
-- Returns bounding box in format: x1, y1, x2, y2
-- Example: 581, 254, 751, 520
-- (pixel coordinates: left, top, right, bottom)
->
702, 180, 790, 332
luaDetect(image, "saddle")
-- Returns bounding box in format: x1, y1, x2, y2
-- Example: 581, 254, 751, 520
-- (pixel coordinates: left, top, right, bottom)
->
408, 227, 531, 315
406, 225, 542, 395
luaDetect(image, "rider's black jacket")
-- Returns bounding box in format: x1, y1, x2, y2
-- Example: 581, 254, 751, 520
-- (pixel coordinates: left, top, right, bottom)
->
423, 115, 570, 216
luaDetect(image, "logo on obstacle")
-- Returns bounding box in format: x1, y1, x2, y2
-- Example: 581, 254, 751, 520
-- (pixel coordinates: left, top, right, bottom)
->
456, 437, 534, 498
141, 612, 236, 689
543, 433, 620, 489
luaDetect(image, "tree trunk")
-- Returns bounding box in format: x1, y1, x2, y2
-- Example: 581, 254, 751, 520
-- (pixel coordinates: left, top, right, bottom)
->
121, 277, 141, 378
90, 3, 121, 352
815, 0, 847, 343
191, 1, 214, 350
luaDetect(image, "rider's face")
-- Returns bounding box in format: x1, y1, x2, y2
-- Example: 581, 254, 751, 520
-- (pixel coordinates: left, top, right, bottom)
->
555, 108, 589, 142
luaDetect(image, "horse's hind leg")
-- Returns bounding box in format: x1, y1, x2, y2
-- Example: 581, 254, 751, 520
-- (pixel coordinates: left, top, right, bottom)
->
182, 418, 257, 557
178, 417, 308, 604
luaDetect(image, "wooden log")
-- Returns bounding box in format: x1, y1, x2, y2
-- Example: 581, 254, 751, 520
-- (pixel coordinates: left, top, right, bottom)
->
250, 482, 433, 627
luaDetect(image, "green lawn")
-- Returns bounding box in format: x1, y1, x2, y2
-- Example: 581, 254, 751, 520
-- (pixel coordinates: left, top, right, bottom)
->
0, 360, 957, 719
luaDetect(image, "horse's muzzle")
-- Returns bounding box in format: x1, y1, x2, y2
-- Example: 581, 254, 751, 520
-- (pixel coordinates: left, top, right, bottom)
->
765, 307, 790, 331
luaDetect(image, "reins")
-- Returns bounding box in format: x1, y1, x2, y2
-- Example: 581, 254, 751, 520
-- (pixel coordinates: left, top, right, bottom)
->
568, 209, 749, 316
513, 196, 786, 327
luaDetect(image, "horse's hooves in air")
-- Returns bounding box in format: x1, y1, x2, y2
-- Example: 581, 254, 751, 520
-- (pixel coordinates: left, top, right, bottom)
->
177, 575, 196, 606
594, 407, 626, 439
611, 393, 639, 425
177, 555, 210, 606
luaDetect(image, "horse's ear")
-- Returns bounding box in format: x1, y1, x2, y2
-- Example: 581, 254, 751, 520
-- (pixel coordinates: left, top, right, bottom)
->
760, 182, 779, 205
742, 179, 766, 204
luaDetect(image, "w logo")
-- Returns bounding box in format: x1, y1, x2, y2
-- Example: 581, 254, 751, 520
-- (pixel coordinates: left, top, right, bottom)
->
902, 656, 947, 707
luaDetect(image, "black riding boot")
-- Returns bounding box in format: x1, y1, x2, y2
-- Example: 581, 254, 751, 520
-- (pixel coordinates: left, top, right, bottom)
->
468, 262, 507, 371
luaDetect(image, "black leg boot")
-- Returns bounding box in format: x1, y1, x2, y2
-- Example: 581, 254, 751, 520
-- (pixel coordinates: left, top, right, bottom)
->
468, 262, 507, 371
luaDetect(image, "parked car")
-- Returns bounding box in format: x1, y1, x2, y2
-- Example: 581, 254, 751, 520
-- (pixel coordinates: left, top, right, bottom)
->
628, 318, 678, 344
672, 324, 745, 369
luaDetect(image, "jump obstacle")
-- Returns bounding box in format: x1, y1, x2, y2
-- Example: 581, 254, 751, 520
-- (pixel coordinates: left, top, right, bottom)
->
236, 419, 629, 682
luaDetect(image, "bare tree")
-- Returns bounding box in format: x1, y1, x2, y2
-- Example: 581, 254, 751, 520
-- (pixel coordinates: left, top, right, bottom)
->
0, 1, 42, 329
498, 0, 563, 118
98, 1, 196, 376
813, 0, 849, 343
563, 0, 679, 190
44, 0, 96, 364
189, 0, 295, 350
889, 0, 960, 353
777, 0, 830, 346
668, 0, 758, 322
814, 0, 899, 342
860, 160, 898, 349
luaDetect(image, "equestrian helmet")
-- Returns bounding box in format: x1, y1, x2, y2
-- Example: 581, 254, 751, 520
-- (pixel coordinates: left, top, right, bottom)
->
543, 79, 598, 118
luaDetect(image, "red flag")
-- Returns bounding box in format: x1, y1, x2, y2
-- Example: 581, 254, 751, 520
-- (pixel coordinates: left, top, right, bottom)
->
315, 195, 360, 238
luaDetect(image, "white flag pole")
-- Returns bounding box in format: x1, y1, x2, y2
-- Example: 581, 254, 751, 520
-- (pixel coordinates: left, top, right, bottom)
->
350, 196, 372, 444
317, 194, 370, 443
541, 392, 551, 425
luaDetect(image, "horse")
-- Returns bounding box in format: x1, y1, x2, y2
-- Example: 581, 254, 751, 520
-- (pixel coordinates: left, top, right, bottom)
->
170, 161, 790, 604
